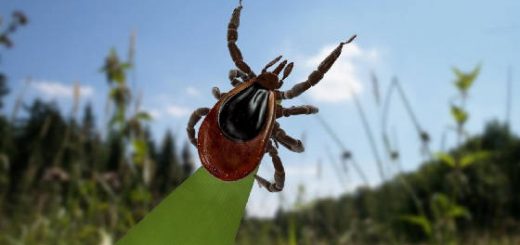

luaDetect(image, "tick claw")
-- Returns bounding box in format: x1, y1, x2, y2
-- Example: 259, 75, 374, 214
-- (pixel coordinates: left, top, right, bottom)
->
309, 105, 319, 114
293, 141, 304, 153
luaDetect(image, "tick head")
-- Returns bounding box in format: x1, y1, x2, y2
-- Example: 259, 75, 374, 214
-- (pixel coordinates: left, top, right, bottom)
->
256, 72, 280, 90
259, 56, 294, 90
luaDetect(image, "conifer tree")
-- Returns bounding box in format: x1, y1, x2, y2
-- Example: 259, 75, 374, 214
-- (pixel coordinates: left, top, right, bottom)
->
0, 74, 7, 110
181, 141, 194, 181
156, 130, 181, 194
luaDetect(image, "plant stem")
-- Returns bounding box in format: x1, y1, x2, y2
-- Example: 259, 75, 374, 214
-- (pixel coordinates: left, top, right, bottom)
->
382, 78, 432, 158
324, 145, 348, 188
352, 92, 386, 181
313, 113, 369, 186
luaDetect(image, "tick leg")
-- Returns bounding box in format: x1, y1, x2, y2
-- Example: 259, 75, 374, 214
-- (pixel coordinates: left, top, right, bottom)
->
212, 87, 226, 99
186, 107, 210, 146
227, 1, 256, 79
281, 35, 356, 100
276, 105, 319, 118
255, 141, 285, 192
229, 69, 247, 87
272, 122, 304, 153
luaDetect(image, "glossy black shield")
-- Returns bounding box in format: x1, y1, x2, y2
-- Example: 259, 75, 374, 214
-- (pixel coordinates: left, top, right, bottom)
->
218, 84, 269, 141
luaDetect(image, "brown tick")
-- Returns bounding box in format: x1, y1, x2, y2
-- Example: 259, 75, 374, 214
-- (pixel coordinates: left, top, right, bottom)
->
187, 0, 356, 192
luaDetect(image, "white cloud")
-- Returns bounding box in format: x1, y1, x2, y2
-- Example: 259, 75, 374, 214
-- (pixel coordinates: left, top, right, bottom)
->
32, 80, 94, 99
186, 86, 200, 97
166, 104, 191, 117
299, 43, 379, 103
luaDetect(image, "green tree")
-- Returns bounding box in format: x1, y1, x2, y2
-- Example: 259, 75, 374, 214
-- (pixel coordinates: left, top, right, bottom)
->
155, 130, 182, 194
0, 74, 7, 110
180, 141, 194, 181
81, 103, 101, 171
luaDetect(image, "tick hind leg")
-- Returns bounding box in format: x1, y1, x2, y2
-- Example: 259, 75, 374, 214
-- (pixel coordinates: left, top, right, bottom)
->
276, 105, 319, 118
186, 107, 210, 146
281, 35, 356, 99
272, 122, 304, 153
227, 1, 255, 79
255, 141, 285, 192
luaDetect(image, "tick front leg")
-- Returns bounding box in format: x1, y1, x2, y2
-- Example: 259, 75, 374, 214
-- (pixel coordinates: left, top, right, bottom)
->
276, 105, 319, 118
281, 35, 356, 100
186, 107, 210, 146
272, 122, 304, 153
212, 87, 226, 99
227, 1, 255, 78
255, 141, 285, 192
228, 69, 247, 87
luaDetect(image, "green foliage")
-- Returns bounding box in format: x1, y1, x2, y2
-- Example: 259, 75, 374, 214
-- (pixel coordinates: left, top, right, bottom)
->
0, 10, 28, 49
401, 215, 432, 236
134, 111, 152, 121
452, 65, 480, 94
287, 217, 297, 245
237, 122, 520, 244
131, 139, 148, 166
0, 96, 197, 243
460, 151, 491, 168
102, 49, 131, 85
431, 193, 470, 220
436, 151, 491, 169
451, 105, 468, 126
0, 74, 8, 109
0, 11, 28, 109
0, 35, 195, 244
436, 152, 455, 168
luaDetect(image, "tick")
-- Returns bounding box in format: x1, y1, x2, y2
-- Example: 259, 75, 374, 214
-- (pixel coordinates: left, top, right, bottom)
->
187, 1, 356, 192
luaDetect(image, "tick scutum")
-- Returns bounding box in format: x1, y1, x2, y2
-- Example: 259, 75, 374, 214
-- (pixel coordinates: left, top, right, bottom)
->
218, 83, 269, 141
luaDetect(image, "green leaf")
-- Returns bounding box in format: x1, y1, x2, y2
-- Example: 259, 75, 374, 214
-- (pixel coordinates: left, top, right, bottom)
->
102, 49, 130, 84
117, 167, 256, 245
430, 193, 471, 220
120, 62, 132, 70
401, 215, 432, 236
431, 193, 450, 219
109, 109, 126, 127
452, 65, 480, 92
451, 105, 468, 125
109, 87, 118, 99
135, 111, 152, 121
436, 152, 455, 168
431, 193, 450, 207
460, 151, 491, 168
288, 216, 297, 245
132, 139, 148, 165
447, 205, 471, 219
130, 185, 152, 203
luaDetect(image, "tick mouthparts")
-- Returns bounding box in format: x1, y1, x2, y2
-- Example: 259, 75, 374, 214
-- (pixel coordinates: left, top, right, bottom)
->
273, 60, 288, 75
262, 55, 283, 73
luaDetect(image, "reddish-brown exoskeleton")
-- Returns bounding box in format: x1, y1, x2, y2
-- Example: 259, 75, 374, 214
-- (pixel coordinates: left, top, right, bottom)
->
187, 1, 356, 192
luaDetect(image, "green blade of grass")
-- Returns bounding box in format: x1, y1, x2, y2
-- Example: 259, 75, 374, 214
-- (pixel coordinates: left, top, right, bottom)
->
117, 167, 255, 245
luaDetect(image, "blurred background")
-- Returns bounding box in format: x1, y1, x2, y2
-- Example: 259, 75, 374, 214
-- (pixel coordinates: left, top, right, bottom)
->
1, 0, 519, 244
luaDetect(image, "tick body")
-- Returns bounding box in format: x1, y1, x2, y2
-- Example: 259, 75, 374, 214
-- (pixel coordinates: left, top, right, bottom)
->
197, 80, 276, 181
187, 1, 356, 192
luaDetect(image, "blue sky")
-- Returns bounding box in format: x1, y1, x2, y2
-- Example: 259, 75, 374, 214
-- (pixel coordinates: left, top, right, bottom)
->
1, 0, 519, 217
